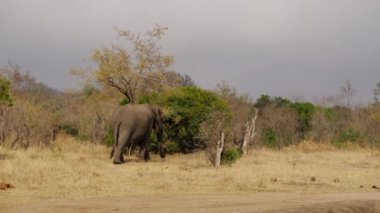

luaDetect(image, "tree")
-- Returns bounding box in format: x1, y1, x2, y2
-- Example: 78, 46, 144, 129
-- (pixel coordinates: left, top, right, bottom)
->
290, 102, 316, 138
1, 62, 59, 102
254, 95, 316, 148
255, 94, 291, 110
340, 80, 355, 108
144, 70, 182, 93
0, 63, 67, 148
0, 76, 12, 106
199, 111, 226, 166
374, 83, 380, 103
0, 75, 13, 145
257, 104, 299, 149
180, 74, 196, 86
254, 94, 271, 109
215, 82, 256, 152
241, 108, 258, 154
73, 24, 175, 103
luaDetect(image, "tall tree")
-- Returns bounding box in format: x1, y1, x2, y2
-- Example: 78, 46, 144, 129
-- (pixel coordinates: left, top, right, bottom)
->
374, 83, 380, 103
73, 24, 175, 103
340, 80, 355, 108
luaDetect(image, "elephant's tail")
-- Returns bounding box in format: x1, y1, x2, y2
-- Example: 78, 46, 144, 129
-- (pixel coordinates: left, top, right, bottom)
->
110, 122, 122, 159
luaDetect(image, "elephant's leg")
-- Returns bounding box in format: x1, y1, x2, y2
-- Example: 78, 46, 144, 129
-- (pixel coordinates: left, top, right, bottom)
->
138, 147, 150, 161
138, 134, 151, 162
144, 148, 150, 161
113, 130, 130, 164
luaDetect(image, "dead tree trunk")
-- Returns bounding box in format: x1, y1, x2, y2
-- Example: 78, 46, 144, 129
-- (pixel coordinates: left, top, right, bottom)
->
241, 109, 258, 155
215, 131, 224, 167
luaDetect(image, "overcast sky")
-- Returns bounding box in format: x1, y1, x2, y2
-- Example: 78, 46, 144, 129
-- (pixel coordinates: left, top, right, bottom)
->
1, 0, 380, 104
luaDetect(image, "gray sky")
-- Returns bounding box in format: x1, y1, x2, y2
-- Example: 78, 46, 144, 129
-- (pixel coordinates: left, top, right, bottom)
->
1, 0, 380, 104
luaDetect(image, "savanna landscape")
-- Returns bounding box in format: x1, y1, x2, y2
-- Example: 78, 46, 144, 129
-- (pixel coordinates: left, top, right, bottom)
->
1, 138, 380, 212
2, 7, 380, 212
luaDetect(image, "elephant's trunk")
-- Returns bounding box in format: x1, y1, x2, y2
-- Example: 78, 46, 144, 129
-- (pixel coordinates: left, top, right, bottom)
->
157, 131, 166, 158
158, 144, 166, 158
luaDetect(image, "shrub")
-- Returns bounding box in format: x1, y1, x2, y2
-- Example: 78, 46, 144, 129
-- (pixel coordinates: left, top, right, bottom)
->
103, 126, 114, 147
119, 98, 129, 106
0, 76, 13, 106
255, 96, 313, 149
165, 141, 180, 154
256, 103, 299, 149
255, 94, 291, 109
139, 86, 230, 153
290, 102, 315, 137
339, 128, 361, 143
332, 128, 361, 147
222, 147, 242, 165
59, 124, 79, 137
262, 127, 277, 149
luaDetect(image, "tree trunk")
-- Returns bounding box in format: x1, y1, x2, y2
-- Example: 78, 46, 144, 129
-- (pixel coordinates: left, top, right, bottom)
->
241, 109, 258, 155
215, 131, 224, 167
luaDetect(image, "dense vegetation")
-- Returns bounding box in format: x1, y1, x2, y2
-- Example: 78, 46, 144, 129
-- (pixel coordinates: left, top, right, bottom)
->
1, 26, 380, 159
139, 86, 230, 153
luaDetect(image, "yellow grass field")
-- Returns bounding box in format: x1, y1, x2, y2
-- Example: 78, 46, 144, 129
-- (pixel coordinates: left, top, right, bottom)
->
1, 137, 380, 209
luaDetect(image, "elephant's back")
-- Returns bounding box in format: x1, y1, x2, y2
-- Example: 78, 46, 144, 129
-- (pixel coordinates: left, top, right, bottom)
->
111, 104, 153, 126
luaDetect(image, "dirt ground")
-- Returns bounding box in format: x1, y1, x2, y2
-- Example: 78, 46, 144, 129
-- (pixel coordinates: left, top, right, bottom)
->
2, 192, 380, 213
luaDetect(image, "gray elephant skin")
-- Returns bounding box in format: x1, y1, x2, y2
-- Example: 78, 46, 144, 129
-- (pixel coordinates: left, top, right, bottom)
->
110, 104, 166, 164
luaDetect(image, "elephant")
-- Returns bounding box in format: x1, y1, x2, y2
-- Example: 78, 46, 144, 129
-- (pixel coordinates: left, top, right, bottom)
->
110, 104, 166, 164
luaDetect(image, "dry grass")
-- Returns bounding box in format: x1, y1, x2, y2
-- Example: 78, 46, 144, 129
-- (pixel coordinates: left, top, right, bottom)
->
1, 138, 380, 208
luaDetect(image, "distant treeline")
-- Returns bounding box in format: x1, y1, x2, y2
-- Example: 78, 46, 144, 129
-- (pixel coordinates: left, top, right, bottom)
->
1, 64, 380, 152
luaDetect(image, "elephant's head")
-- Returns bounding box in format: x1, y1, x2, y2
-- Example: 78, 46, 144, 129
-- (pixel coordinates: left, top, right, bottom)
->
152, 105, 166, 158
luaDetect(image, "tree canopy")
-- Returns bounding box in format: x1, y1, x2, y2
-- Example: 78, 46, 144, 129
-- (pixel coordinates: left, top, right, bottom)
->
73, 24, 176, 103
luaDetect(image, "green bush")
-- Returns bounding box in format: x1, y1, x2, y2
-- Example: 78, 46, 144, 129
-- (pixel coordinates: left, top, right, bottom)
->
103, 126, 115, 146
222, 147, 242, 165
323, 108, 335, 121
139, 86, 230, 153
339, 128, 361, 142
59, 124, 79, 137
255, 96, 315, 148
119, 98, 129, 106
165, 141, 180, 154
263, 127, 277, 149
0, 76, 13, 106
255, 94, 291, 109
332, 128, 361, 147
148, 132, 167, 154
290, 102, 315, 137
60, 123, 98, 143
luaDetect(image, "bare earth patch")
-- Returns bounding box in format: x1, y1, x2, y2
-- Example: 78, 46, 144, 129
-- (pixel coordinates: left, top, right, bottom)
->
0, 182, 14, 190
2, 193, 380, 213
